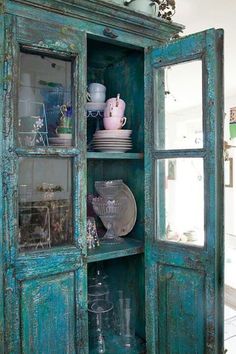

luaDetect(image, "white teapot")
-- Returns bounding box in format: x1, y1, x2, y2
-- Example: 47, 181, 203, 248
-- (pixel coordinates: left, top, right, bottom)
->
103, 0, 125, 5
124, 0, 159, 16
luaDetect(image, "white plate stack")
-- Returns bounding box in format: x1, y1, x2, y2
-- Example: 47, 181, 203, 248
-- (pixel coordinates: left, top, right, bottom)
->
92, 130, 132, 152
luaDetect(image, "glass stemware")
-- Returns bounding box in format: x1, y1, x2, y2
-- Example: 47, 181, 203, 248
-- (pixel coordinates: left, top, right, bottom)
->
94, 180, 123, 200
92, 197, 126, 244
93, 180, 127, 244
88, 300, 114, 354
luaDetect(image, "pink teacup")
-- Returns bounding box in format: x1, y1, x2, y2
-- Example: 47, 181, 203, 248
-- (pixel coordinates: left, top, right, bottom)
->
103, 117, 127, 130
104, 96, 126, 118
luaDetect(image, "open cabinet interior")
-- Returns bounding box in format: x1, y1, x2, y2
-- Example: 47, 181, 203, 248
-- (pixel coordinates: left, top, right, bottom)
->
88, 256, 145, 353
86, 37, 146, 352
87, 38, 144, 151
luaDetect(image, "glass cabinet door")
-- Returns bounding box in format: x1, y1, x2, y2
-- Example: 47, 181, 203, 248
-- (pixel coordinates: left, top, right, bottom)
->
145, 29, 224, 354
3, 16, 87, 354
18, 157, 73, 251
18, 52, 74, 148
155, 157, 204, 246
154, 60, 203, 151
17, 49, 76, 252
153, 58, 206, 247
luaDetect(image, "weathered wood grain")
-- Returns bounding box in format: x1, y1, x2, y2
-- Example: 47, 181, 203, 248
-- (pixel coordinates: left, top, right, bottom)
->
0, 1, 224, 353
88, 237, 144, 263
7, 0, 184, 45
145, 29, 224, 353
2, 14, 88, 353
0, 4, 5, 353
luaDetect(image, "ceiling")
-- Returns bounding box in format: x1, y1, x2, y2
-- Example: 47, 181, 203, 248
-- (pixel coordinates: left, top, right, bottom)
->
171, 0, 236, 111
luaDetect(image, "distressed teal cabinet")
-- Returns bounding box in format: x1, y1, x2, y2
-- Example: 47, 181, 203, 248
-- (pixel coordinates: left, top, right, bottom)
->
0, 0, 224, 353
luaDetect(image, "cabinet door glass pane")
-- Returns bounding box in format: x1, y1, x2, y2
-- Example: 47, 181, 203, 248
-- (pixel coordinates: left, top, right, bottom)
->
154, 61, 203, 150
156, 158, 204, 246
18, 52, 73, 147
18, 158, 72, 251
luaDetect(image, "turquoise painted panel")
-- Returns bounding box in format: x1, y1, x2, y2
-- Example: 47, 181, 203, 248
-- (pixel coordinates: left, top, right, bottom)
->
21, 272, 76, 354
145, 29, 224, 353
2, 14, 88, 353
0, 8, 4, 353
157, 264, 204, 354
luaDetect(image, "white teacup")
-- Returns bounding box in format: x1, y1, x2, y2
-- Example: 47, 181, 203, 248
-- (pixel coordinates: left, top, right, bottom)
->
103, 116, 127, 130
89, 83, 106, 93
88, 91, 106, 103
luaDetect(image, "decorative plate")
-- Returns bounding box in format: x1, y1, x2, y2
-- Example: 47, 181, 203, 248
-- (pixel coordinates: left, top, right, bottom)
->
100, 183, 137, 236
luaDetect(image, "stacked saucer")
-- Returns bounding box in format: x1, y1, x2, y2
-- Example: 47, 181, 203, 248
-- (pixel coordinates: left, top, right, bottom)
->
92, 130, 132, 152
86, 102, 106, 112
49, 134, 72, 147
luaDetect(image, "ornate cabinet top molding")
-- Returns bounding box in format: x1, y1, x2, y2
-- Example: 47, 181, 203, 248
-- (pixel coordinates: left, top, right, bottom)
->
6, 0, 184, 43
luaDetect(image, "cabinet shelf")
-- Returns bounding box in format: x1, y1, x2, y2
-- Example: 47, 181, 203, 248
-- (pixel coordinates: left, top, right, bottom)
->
87, 237, 144, 263
87, 152, 144, 160
16, 147, 79, 157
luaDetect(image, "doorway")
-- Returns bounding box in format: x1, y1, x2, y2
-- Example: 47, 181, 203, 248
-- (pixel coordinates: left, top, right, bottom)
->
224, 142, 236, 353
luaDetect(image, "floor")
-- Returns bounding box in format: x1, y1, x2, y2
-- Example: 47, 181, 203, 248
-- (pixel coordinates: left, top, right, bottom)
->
224, 242, 236, 353
225, 305, 236, 353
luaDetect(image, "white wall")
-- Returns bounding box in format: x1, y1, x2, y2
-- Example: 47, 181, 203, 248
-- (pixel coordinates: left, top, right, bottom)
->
174, 1, 236, 241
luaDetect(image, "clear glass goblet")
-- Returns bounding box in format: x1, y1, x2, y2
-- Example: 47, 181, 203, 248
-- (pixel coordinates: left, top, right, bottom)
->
92, 197, 126, 244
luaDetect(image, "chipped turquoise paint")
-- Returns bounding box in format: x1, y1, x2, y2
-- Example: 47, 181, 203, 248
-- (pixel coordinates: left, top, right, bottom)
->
2, 13, 88, 354
145, 29, 224, 353
0, 5, 4, 353
0, 1, 224, 353
21, 273, 76, 354
6, 0, 183, 48
3, 15, 21, 353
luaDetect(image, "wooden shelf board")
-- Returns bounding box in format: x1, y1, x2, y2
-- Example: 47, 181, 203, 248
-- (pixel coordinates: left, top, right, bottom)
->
87, 237, 144, 263
87, 152, 144, 160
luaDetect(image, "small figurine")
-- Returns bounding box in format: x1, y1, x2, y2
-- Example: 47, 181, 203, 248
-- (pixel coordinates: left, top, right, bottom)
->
56, 104, 72, 135
87, 217, 100, 249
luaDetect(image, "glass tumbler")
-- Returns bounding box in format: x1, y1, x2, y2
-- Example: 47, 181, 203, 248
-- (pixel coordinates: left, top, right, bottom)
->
115, 295, 136, 348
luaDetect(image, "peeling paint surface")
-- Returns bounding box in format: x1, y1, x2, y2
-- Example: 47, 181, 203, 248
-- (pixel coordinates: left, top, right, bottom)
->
0, 1, 224, 354
145, 29, 224, 353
